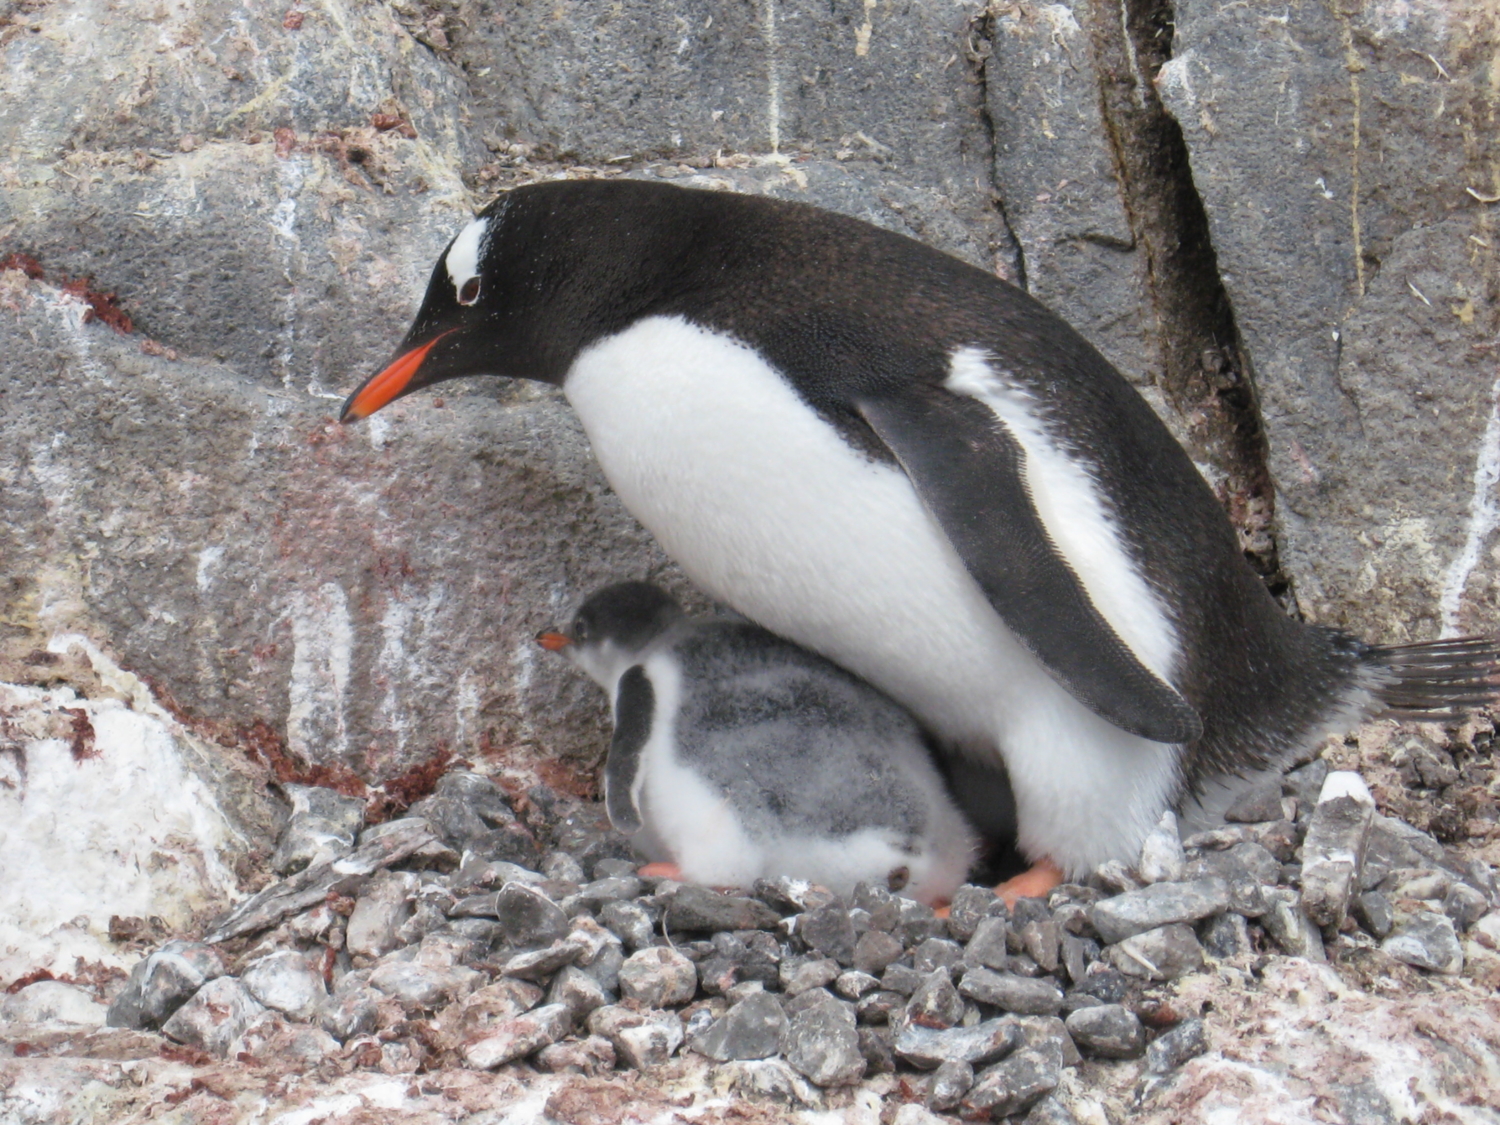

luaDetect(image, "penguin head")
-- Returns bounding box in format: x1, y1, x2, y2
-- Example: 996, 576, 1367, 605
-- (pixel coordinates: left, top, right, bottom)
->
536, 581, 685, 689
340, 180, 699, 424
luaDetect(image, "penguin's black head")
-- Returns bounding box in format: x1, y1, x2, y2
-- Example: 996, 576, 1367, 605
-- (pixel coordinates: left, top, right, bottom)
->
535, 582, 685, 689
339, 180, 703, 423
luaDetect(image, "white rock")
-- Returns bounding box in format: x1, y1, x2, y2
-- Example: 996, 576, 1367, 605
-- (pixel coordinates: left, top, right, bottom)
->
0, 980, 107, 1026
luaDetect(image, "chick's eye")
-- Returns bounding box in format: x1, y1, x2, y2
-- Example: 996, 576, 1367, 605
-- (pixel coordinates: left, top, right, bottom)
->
458, 277, 481, 305
573, 619, 589, 642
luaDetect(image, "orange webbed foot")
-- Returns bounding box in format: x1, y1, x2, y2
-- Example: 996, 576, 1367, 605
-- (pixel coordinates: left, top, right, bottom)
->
994, 858, 1065, 908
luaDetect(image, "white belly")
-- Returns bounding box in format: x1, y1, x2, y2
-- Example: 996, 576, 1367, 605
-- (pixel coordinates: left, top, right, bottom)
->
564, 315, 1180, 873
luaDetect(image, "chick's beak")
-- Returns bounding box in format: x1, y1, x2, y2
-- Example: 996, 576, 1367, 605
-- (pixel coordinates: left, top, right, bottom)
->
340, 330, 456, 423
535, 631, 572, 652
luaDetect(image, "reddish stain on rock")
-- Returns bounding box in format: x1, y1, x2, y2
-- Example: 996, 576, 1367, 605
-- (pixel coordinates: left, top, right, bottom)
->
4, 968, 56, 994
64, 708, 97, 761
282, 9, 304, 30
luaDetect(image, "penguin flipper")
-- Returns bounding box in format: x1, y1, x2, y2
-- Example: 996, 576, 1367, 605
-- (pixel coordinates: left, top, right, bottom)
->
605, 665, 652, 833
857, 388, 1202, 744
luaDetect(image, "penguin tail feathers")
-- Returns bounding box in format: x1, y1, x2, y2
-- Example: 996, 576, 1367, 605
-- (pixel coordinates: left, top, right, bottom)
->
1367, 636, 1500, 721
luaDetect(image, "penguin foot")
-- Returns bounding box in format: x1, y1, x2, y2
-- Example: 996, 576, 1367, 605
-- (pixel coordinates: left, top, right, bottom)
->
637, 862, 684, 880
994, 858, 1065, 907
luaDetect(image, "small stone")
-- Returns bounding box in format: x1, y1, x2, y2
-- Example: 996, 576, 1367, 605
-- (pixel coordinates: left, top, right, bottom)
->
1471, 911, 1500, 951
691, 990, 789, 1060
1202, 913, 1254, 960
1089, 879, 1230, 944
1225, 780, 1286, 824
1022, 921, 1061, 974
408, 772, 539, 867
577, 942, 625, 995
1023, 1094, 1082, 1125
962, 1041, 1063, 1118
856, 990, 905, 1025
786, 985, 838, 1016
905, 968, 965, 1029
542, 964, 609, 1019
892, 1107, 951, 1125
160, 978, 267, 1057
853, 929, 905, 975
319, 986, 381, 1041
1383, 910, 1464, 974
958, 968, 1063, 1015
588, 1004, 685, 1069
599, 900, 657, 951
542, 851, 588, 885
1261, 890, 1325, 960
1091, 860, 1142, 895
463, 1002, 574, 1068
1064, 1003, 1144, 1058
568, 875, 644, 911
928, 1058, 975, 1111
503, 936, 589, 980
797, 901, 858, 963
618, 946, 697, 1007
947, 885, 1005, 941
859, 1024, 897, 1074
666, 884, 782, 932
494, 882, 571, 947
1300, 771, 1376, 928
1353, 891, 1395, 939
727, 1057, 821, 1106
1073, 966, 1129, 1003
106, 941, 226, 1030
781, 954, 841, 995
593, 858, 639, 879
448, 978, 544, 1035
535, 1034, 616, 1076
964, 915, 1011, 971
1010, 898, 1052, 930
894, 1017, 1021, 1069
271, 783, 366, 874
911, 937, 964, 974
347, 870, 419, 961
754, 876, 838, 913
1009, 1015, 1082, 1068
241, 950, 327, 1021
1137, 811, 1185, 883
889, 898, 947, 946
1109, 923, 1204, 980
1146, 1017, 1208, 1073
834, 970, 880, 999
879, 962, 925, 995
369, 959, 483, 1011
1444, 882, 1489, 931
1059, 933, 1090, 984
785, 994, 866, 1086
1, 981, 106, 1026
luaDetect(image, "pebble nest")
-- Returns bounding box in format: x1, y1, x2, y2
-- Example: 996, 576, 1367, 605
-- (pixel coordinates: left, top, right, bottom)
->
53, 746, 1500, 1122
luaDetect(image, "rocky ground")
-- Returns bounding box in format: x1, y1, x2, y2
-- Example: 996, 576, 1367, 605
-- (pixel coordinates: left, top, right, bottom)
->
4, 653, 1499, 1124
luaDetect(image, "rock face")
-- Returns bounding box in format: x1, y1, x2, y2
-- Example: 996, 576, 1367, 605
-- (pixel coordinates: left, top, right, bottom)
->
4, 0, 1495, 791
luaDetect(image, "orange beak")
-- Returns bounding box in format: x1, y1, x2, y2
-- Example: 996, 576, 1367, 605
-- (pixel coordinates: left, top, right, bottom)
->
340, 330, 456, 423
535, 631, 571, 652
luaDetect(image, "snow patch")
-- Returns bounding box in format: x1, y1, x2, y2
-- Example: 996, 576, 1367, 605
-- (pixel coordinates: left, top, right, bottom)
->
1439, 372, 1500, 637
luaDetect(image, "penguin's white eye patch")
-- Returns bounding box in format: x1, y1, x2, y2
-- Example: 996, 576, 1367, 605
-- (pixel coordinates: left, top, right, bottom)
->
445, 215, 490, 304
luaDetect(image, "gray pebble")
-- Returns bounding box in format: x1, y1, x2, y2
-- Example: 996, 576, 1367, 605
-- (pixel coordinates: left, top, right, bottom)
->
691, 990, 788, 1061
1225, 780, 1286, 824
494, 882, 571, 948
859, 1025, 898, 1075
1059, 933, 1090, 985
1023, 1094, 1083, 1125
905, 968, 965, 1029
1382, 911, 1464, 974
855, 990, 906, 1025
894, 1017, 1021, 1069
542, 851, 588, 885
785, 993, 866, 1086
106, 941, 226, 1030
598, 900, 657, 952
502, 936, 589, 980
1353, 891, 1395, 939
911, 937, 964, 974
576, 941, 625, 994
781, 954, 841, 995
1300, 772, 1376, 928
667, 885, 781, 932
799, 901, 858, 964
964, 915, 1010, 972
958, 968, 1063, 1015
368, 960, 481, 1012
1063, 1003, 1144, 1058
853, 929, 905, 976
834, 970, 880, 1000
462, 1001, 573, 1068
618, 946, 697, 1007
588, 1003, 685, 1069
534, 1034, 616, 1076
271, 784, 365, 875
1010, 1014, 1083, 1068
160, 977, 266, 1058
546, 964, 610, 1020
1202, 912, 1254, 960
928, 1058, 975, 1111
592, 858, 639, 879
947, 885, 1006, 941
1109, 923, 1205, 980
962, 1041, 1063, 1118
1022, 920, 1062, 974
880, 962, 925, 996
1137, 811, 1185, 884
1444, 882, 1489, 931
1146, 1016, 1208, 1074
1089, 878, 1230, 944
1260, 890, 1325, 960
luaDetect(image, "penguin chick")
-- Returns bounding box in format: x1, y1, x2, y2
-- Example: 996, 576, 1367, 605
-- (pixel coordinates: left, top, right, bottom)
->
537, 582, 978, 905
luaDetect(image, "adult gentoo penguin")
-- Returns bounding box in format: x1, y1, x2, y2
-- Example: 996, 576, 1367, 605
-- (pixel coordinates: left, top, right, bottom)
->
340, 179, 1500, 892
535, 581, 977, 903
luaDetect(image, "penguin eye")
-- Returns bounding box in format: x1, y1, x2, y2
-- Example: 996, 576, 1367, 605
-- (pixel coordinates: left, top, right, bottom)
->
457, 277, 481, 306
573, 618, 590, 642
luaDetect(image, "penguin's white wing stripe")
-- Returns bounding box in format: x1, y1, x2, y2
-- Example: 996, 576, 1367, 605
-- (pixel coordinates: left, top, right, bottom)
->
944, 347, 1181, 684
